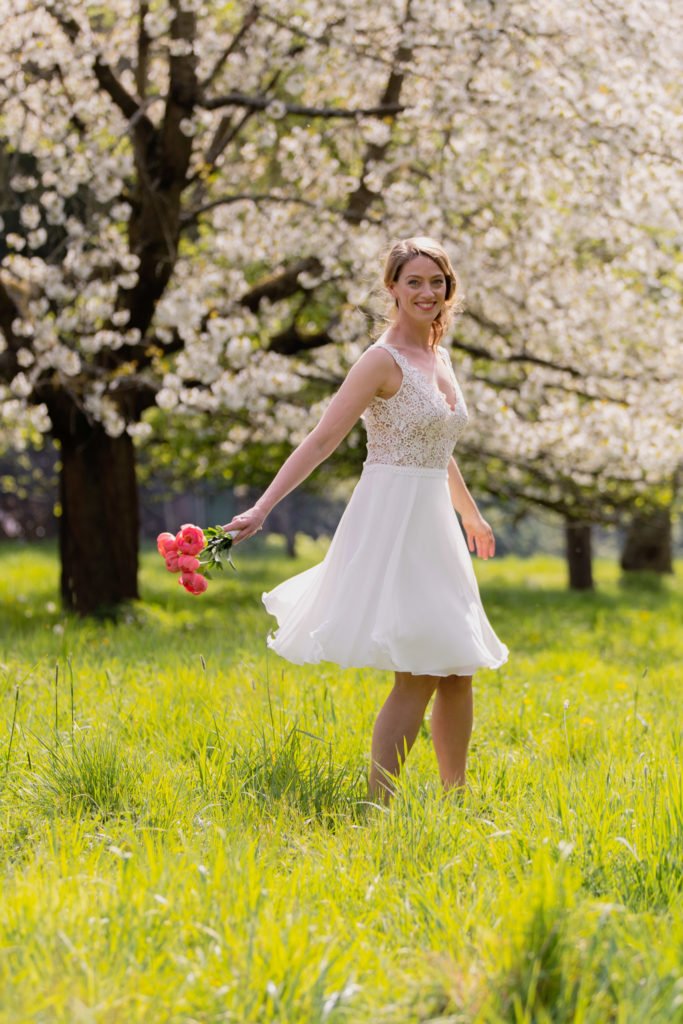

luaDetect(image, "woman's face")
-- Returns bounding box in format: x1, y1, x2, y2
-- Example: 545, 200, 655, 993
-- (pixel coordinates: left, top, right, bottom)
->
390, 255, 448, 324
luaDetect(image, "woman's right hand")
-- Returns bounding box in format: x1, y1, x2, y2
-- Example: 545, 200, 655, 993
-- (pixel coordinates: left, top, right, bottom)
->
223, 505, 267, 544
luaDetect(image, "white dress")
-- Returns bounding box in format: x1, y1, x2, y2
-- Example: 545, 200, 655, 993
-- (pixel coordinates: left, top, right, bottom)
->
262, 341, 509, 676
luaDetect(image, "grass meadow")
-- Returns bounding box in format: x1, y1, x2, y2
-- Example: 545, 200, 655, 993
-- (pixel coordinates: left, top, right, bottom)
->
0, 539, 681, 1023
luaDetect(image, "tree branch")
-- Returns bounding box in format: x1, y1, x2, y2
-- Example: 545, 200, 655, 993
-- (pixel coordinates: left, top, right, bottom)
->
95, 61, 143, 122
268, 323, 336, 356
195, 69, 281, 180
461, 309, 677, 387
181, 192, 319, 224
136, 1, 151, 99
239, 257, 322, 312
199, 91, 404, 118
160, 0, 199, 181
460, 311, 585, 379
0, 276, 23, 380
464, 443, 640, 520
223, 8, 414, 313
50, 7, 153, 130
200, 3, 261, 91
344, 0, 413, 224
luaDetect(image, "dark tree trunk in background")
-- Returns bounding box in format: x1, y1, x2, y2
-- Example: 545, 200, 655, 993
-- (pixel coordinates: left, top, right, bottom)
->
281, 501, 297, 558
565, 520, 593, 591
620, 508, 673, 573
284, 527, 297, 558
57, 425, 139, 614
267, 498, 298, 557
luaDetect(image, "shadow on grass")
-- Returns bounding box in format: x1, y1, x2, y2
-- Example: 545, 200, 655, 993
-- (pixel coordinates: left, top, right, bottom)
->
0, 538, 290, 655
481, 572, 678, 629
481, 572, 676, 612
1, 542, 680, 666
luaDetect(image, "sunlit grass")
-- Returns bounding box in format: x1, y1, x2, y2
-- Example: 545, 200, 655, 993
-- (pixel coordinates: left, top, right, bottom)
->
0, 540, 681, 1022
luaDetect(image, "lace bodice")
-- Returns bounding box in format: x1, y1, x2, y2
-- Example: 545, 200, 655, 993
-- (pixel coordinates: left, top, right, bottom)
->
362, 342, 469, 470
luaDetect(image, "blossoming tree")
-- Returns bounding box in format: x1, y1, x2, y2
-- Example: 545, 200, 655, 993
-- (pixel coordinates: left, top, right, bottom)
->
1, 0, 681, 611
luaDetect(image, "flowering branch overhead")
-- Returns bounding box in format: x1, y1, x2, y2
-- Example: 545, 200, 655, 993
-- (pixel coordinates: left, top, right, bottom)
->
0, 0, 681, 517
268, 325, 337, 357
199, 91, 405, 119
200, 5, 262, 92
344, 9, 413, 224
238, 259, 324, 312
47, 9, 149, 127
181, 193, 320, 225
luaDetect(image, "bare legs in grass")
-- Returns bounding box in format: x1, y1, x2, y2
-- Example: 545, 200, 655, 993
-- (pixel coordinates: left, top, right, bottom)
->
369, 671, 474, 801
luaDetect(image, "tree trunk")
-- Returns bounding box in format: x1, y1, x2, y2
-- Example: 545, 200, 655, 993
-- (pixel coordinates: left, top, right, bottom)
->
267, 498, 297, 558
620, 508, 673, 573
58, 426, 139, 614
565, 520, 593, 591
284, 527, 297, 559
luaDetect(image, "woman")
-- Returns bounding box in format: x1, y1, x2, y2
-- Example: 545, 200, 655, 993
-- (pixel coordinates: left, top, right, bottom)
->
224, 237, 508, 799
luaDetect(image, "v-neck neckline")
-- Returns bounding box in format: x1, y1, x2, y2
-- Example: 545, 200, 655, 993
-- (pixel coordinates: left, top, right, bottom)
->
381, 342, 458, 413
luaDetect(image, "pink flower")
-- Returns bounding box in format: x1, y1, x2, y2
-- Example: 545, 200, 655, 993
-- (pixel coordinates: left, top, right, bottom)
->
176, 524, 205, 556
179, 571, 208, 595
157, 532, 177, 556
178, 553, 200, 573
164, 550, 181, 573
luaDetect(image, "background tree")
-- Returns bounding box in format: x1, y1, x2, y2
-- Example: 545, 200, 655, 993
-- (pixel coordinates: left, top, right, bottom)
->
1, 0, 681, 612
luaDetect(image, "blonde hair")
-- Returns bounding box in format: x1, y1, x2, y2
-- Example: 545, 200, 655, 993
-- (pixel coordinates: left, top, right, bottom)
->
383, 236, 462, 349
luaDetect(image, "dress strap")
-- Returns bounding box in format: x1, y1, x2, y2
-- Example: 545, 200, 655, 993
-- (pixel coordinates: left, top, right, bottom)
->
438, 345, 459, 383
374, 341, 412, 373
437, 345, 452, 371
438, 346, 465, 410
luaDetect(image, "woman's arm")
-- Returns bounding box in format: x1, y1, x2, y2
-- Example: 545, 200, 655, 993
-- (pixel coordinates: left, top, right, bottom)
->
224, 348, 395, 543
447, 456, 495, 559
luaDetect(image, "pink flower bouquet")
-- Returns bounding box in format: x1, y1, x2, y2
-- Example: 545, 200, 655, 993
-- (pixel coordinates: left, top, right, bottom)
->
157, 523, 236, 595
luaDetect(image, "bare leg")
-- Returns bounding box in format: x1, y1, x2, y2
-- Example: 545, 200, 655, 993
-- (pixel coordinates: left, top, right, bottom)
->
430, 674, 474, 790
369, 672, 437, 801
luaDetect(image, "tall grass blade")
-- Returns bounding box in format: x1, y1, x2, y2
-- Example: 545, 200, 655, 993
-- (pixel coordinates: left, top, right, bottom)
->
6, 686, 19, 775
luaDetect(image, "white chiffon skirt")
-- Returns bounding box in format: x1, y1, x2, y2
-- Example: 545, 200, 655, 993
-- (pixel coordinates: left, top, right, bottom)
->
262, 463, 509, 677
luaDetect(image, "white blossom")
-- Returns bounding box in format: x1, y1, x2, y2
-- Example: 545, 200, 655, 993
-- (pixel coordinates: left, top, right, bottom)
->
16, 348, 34, 367
19, 205, 41, 230
127, 420, 154, 441
226, 336, 253, 367
156, 388, 179, 410
10, 372, 33, 398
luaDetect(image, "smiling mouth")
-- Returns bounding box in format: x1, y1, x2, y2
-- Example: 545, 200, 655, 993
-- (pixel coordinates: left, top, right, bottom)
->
415, 302, 437, 310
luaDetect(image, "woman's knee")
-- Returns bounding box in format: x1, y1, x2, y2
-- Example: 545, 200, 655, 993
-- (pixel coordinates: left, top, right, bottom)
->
393, 672, 438, 702
436, 673, 473, 696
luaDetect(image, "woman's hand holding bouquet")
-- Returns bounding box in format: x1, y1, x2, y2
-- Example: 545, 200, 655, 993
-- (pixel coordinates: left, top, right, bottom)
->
222, 505, 267, 544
